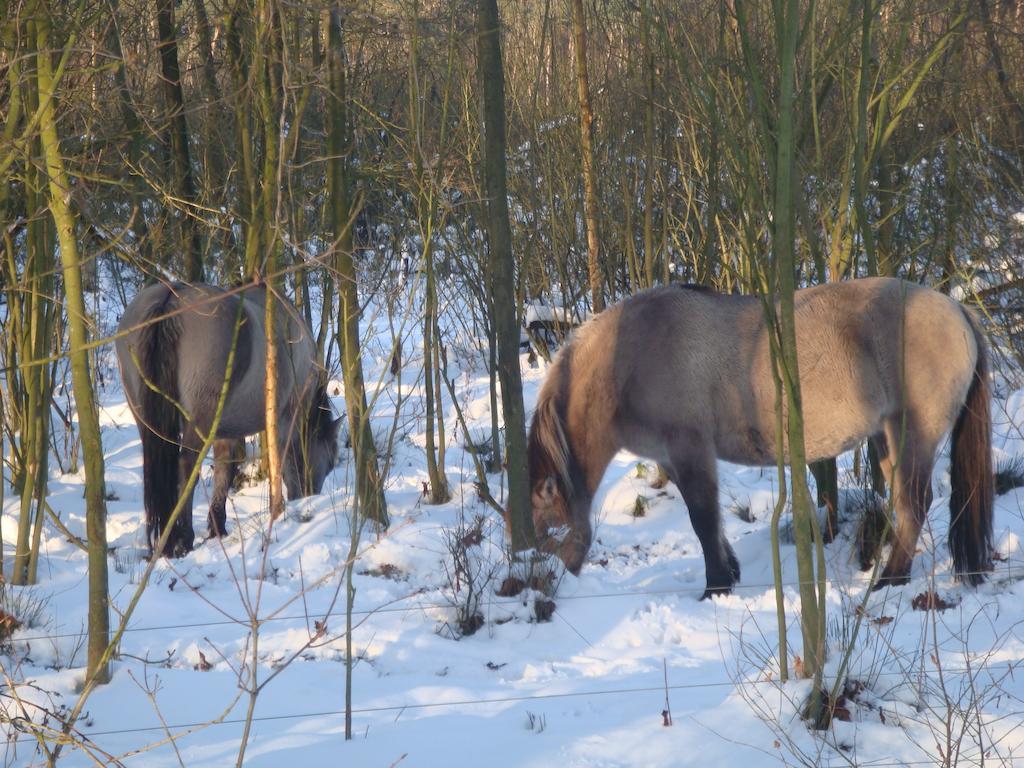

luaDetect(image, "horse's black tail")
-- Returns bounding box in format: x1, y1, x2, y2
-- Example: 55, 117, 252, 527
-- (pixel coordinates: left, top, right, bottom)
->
949, 308, 993, 585
134, 288, 183, 555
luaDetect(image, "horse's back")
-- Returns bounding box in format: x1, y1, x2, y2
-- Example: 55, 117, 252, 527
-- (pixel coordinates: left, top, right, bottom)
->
570, 278, 978, 467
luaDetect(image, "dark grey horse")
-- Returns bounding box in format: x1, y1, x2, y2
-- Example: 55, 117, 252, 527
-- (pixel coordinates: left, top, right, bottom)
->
528, 278, 993, 598
116, 282, 340, 557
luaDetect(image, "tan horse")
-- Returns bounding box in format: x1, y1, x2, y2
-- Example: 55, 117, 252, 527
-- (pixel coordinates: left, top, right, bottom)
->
528, 277, 993, 599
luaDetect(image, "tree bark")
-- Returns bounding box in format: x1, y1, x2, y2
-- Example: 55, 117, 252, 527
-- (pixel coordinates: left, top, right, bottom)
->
477, 0, 534, 551
33, 5, 110, 684
255, 0, 284, 520
640, 0, 656, 288
328, 7, 388, 527
570, 0, 604, 312
770, 0, 825, 710
156, 0, 203, 281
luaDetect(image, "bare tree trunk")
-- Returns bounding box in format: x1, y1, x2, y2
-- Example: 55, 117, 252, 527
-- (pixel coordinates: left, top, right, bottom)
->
33, 5, 110, 684
254, 0, 285, 521
770, 0, 825, 711
641, 0, 657, 288
9, 29, 52, 587
156, 0, 203, 280
328, 6, 388, 527
422, 238, 450, 503
16, 145, 54, 587
477, 0, 534, 551
570, 0, 604, 312
227, 2, 259, 274
104, 0, 153, 264
853, 0, 878, 278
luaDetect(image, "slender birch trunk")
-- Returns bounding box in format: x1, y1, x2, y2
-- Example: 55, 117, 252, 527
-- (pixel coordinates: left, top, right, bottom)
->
328, 7, 388, 527
770, 0, 825, 713
10, 33, 53, 586
32, 5, 110, 684
256, 0, 284, 520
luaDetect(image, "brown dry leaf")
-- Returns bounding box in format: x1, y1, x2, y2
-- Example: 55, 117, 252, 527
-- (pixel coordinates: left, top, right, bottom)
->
496, 576, 525, 597
793, 654, 805, 678
911, 591, 956, 612
0, 610, 22, 640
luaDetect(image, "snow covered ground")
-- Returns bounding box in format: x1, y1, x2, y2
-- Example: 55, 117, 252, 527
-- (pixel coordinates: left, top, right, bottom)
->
2, 283, 1024, 767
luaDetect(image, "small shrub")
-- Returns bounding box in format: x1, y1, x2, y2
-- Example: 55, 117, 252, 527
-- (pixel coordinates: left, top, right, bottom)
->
533, 597, 556, 622
729, 497, 755, 523
852, 491, 893, 571
113, 546, 146, 584
525, 711, 547, 733
0, 583, 48, 632
440, 516, 499, 639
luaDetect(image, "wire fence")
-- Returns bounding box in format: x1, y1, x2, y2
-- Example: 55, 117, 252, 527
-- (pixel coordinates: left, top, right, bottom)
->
5, 560, 1021, 645
3, 518, 1023, 762
5, 660, 1024, 764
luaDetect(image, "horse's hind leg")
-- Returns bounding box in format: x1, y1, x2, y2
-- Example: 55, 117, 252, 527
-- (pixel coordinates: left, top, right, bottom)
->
874, 417, 937, 589
164, 424, 202, 557
667, 445, 739, 599
208, 438, 242, 538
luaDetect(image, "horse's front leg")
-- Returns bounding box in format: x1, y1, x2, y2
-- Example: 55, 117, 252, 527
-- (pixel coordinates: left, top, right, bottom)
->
208, 438, 242, 538
668, 447, 740, 599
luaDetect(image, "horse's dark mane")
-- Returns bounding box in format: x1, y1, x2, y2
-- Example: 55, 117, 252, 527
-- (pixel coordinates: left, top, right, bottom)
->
307, 383, 335, 437
527, 362, 575, 498
675, 282, 715, 294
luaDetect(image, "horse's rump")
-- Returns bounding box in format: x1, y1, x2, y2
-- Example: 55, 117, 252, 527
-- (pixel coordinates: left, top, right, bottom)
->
117, 281, 337, 557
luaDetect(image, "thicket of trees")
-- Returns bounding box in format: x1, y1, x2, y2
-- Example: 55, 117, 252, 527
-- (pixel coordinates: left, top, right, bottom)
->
2, 0, 1023, 721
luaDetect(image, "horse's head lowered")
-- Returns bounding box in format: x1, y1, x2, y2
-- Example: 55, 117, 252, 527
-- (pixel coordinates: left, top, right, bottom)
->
287, 385, 342, 498
527, 392, 586, 571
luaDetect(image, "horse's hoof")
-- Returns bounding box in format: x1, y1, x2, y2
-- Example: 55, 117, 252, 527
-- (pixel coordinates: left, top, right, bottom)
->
161, 534, 195, 559
871, 573, 910, 591
956, 569, 989, 587
700, 585, 733, 601
169, 543, 191, 559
